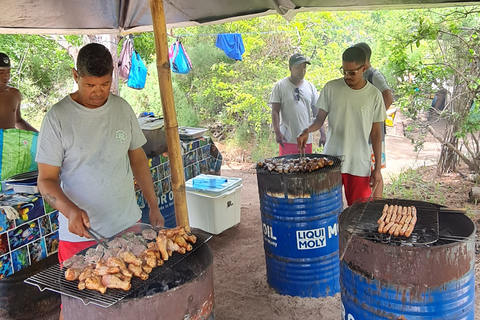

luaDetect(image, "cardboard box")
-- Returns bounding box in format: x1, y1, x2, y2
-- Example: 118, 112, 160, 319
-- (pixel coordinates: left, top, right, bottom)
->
186, 177, 242, 234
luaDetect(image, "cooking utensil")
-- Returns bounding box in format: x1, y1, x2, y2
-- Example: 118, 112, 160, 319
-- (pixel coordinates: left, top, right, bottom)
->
86, 228, 109, 250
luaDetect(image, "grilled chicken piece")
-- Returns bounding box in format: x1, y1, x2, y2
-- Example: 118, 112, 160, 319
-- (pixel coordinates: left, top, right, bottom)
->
94, 259, 120, 276
102, 274, 131, 291
119, 251, 143, 266
174, 235, 193, 251
141, 263, 153, 274
78, 267, 95, 282
141, 250, 158, 268
138, 251, 157, 269
182, 233, 197, 244
128, 263, 148, 280
78, 281, 86, 290
111, 272, 131, 282
85, 274, 107, 294
156, 234, 169, 261
107, 257, 133, 278
167, 239, 186, 254
160, 226, 186, 238
77, 267, 95, 290
65, 268, 83, 281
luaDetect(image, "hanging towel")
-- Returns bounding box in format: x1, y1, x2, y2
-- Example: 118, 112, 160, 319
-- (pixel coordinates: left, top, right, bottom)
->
215, 33, 245, 61
127, 51, 147, 89
118, 37, 134, 81
169, 41, 193, 74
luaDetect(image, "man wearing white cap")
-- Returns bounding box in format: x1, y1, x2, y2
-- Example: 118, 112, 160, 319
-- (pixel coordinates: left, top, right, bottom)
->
0, 52, 37, 131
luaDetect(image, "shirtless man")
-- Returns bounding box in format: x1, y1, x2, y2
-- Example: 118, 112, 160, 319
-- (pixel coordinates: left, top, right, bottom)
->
0, 53, 37, 132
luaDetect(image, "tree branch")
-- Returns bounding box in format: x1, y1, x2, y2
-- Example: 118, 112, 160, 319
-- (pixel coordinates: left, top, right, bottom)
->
427, 125, 475, 169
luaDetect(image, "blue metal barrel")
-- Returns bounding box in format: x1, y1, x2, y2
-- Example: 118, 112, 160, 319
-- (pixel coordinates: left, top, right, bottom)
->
257, 154, 343, 297
339, 201, 476, 320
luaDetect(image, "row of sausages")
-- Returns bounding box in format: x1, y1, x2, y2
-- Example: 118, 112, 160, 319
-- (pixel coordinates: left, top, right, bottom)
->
377, 204, 417, 237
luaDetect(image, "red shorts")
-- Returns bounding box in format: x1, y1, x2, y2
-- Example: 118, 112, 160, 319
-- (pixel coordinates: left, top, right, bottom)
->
58, 240, 97, 263
279, 143, 312, 156
342, 173, 371, 206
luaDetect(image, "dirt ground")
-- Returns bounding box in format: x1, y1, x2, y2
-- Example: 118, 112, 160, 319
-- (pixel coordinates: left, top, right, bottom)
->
208, 111, 480, 320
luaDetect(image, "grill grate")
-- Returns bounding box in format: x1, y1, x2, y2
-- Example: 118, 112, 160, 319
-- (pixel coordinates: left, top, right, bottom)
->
24, 228, 212, 308
339, 198, 439, 246
256, 153, 342, 174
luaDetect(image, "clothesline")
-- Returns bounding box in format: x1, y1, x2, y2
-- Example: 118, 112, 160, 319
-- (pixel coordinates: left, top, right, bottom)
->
128, 30, 296, 39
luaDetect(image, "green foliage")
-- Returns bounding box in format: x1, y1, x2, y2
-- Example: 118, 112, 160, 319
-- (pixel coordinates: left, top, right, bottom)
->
383, 168, 446, 204
4, 7, 480, 166
0, 34, 78, 128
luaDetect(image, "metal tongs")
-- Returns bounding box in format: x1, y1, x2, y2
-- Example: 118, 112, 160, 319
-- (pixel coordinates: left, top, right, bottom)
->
86, 227, 109, 250
299, 147, 306, 161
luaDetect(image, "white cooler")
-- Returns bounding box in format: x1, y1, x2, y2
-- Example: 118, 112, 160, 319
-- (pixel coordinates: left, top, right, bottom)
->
186, 174, 242, 234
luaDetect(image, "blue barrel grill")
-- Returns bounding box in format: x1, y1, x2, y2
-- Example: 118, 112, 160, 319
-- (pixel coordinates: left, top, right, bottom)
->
257, 154, 343, 297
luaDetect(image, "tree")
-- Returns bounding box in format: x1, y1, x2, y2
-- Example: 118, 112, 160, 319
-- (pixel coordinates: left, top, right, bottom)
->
382, 7, 480, 174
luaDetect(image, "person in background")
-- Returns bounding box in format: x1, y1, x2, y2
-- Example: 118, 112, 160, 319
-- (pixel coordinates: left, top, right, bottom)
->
270, 53, 326, 156
354, 42, 393, 198
0, 52, 37, 132
297, 47, 386, 206
432, 88, 447, 111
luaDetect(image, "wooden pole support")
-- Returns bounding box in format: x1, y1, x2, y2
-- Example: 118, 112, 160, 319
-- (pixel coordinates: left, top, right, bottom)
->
148, 0, 189, 227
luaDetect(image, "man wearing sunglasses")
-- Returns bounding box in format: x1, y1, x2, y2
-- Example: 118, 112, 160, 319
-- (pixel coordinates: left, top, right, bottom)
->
354, 42, 394, 199
270, 53, 326, 156
297, 47, 386, 206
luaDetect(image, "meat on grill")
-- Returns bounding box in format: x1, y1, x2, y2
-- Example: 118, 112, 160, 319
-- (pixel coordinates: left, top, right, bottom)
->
377, 205, 417, 238
257, 156, 335, 174
64, 225, 197, 294
102, 274, 132, 291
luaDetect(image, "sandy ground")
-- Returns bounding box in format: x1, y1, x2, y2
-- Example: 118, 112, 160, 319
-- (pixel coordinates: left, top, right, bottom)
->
208, 112, 479, 320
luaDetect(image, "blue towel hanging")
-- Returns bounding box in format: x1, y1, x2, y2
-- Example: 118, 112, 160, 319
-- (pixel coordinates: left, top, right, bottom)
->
215, 33, 245, 61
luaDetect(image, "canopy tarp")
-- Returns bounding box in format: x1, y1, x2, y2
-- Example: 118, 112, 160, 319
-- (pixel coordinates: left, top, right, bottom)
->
1, 0, 479, 35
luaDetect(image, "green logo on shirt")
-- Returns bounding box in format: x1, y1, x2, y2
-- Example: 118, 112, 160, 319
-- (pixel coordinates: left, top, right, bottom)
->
116, 130, 127, 143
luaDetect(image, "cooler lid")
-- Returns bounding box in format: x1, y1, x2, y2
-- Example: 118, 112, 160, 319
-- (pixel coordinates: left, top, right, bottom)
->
186, 174, 242, 196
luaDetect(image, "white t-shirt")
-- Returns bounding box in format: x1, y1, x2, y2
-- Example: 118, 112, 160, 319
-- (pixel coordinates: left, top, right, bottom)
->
269, 78, 319, 144
318, 78, 386, 177
36, 94, 146, 242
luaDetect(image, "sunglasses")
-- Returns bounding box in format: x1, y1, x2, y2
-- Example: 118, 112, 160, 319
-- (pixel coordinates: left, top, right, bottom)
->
339, 65, 365, 77
294, 88, 300, 101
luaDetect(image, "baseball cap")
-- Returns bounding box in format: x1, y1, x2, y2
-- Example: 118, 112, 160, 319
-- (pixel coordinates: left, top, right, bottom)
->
0, 53, 12, 70
289, 53, 311, 66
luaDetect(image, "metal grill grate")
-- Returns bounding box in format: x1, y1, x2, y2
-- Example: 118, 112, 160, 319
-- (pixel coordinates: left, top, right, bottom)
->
24, 228, 212, 308
256, 153, 342, 174
339, 198, 440, 245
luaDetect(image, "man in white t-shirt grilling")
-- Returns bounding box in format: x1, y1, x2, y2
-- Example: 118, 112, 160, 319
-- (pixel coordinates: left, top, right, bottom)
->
36, 43, 164, 265
297, 47, 386, 206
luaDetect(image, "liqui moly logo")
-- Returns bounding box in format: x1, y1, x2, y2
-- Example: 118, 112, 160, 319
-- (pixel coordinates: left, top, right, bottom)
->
296, 223, 338, 250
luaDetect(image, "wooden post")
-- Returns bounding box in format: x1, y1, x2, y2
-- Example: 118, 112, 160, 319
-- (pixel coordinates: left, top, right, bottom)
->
148, 0, 189, 227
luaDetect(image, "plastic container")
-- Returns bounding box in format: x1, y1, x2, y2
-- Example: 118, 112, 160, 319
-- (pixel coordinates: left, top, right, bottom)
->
186, 174, 242, 196
186, 177, 242, 234
137, 117, 167, 157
